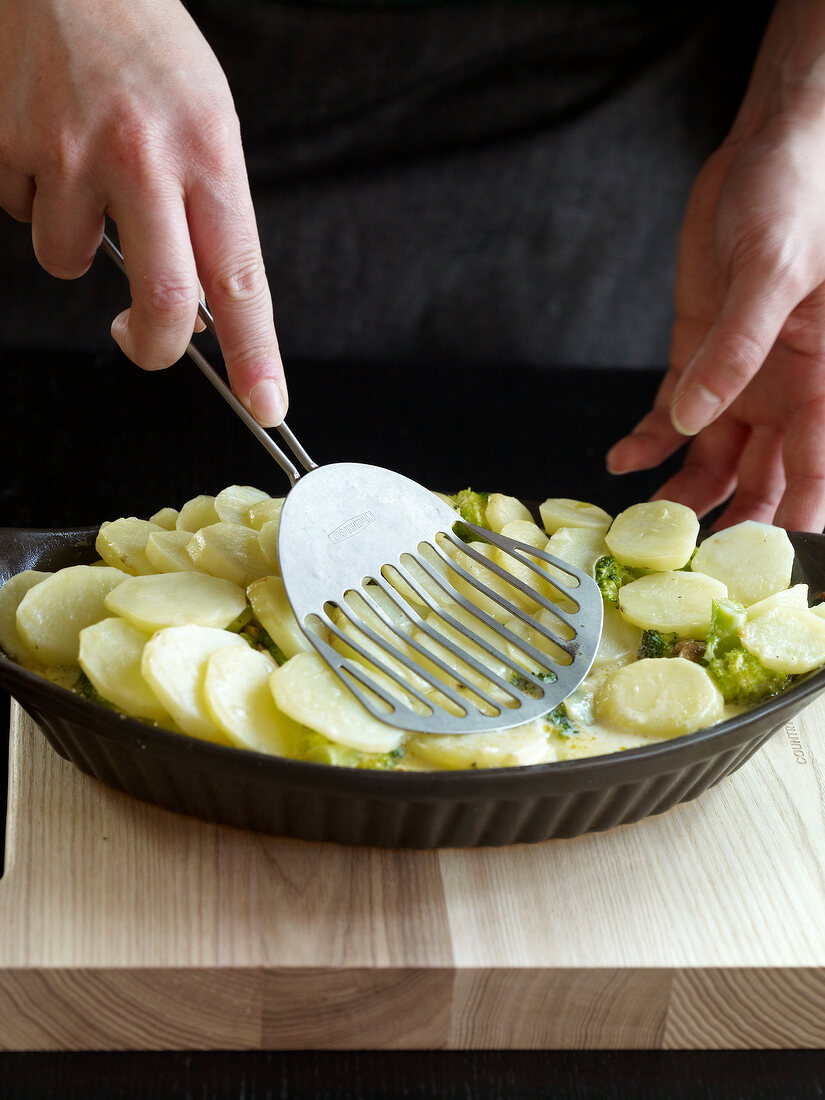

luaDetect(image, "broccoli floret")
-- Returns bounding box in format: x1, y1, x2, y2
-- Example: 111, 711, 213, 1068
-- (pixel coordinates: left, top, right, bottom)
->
638, 629, 680, 659
241, 622, 287, 664
705, 598, 747, 661
509, 669, 557, 700
452, 488, 491, 542
226, 606, 253, 634
546, 703, 577, 739
594, 555, 639, 607
75, 672, 119, 711
706, 645, 791, 706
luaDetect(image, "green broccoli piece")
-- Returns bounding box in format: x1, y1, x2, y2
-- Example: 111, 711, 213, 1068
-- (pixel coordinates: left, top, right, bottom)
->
705, 645, 791, 706
638, 629, 680, 659
509, 669, 557, 700
546, 703, 577, 739
75, 672, 119, 711
594, 555, 639, 607
241, 622, 287, 664
225, 606, 254, 634
452, 488, 491, 542
705, 598, 747, 661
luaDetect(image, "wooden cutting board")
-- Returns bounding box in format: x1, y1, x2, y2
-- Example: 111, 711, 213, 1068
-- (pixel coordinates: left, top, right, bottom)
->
1, 697, 824, 1052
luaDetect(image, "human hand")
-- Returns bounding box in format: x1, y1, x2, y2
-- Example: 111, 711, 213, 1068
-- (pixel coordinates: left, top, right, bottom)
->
606, 1, 825, 532
0, 0, 286, 425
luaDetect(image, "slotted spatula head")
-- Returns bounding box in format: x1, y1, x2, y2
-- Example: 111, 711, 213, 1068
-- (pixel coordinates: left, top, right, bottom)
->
278, 463, 604, 735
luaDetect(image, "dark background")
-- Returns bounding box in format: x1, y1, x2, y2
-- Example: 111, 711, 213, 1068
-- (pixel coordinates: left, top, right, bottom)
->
2, 343, 825, 1096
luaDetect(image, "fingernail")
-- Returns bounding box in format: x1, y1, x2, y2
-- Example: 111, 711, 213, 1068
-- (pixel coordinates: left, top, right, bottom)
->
672, 384, 722, 435
249, 378, 286, 426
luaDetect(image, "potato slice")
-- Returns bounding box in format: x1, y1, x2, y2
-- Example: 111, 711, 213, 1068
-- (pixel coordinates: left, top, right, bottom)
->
146, 529, 201, 574
411, 604, 514, 710
247, 575, 315, 658
248, 496, 285, 531
104, 572, 247, 632
406, 717, 551, 770
745, 584, 809, 620
0, 570, 52, 664
449, 541, 538, 618
540, 498, 612, 536
257, 518, 281, 572
78, 617, 167, 720
187, 522, 274, 587
545, 525, 608, 577
595, 658, 724, 738
149, 507, 179, 531
214, 484, 270, 527
141, 624, 247, 741
176, 494, 219, 533
204, 645, 300, 756
485, 493, 533, 532
496, 520, 560, 604
96, 518, 164, 576
269, 652, 405, 754
691, 521, 794, 606
740, 608, 825, 674
619, 570, 727, 638
593, 604, 643, 668
16, 565, 125, 666
605, 500, 699, 570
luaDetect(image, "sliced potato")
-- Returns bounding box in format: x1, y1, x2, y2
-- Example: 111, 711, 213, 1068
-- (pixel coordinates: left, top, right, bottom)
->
593, 604, 644, 667
406, 717, 551, 770
96, 518, 163, 576
486, 493, 533, 532
16, 565, 125, 666
146, 529, 201, 574
257, 518, 281, 572
745, 584, 809, 620
448, 541, 538, 618
104, 572, 247, 632
545, 525, 608, 578
619, 570, 727, 638
411, 604, 515, 710
187, 522, 274, 587
247, 575, 315, 658
269, 652, 405, 754
214, 484, 270, 527
78, 617, 167, 720
248, 496, 285, 531
740, 608, 825, 674
691, 521, 794, 606
0, 570, 52, 663
149, 507, 179, 531
204, 644, 300, 756
539, 498, 612, 536
595, 658, 724, 738
496, 520, 560, 605
176, 494, 219, 533
141, 624, 247, 741
605, 500, 699, 570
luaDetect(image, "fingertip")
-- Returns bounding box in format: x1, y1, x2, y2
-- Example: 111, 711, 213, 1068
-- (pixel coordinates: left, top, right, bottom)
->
248, 377, 288, 427
111, 308, 130, 348
671, 383, 723, 436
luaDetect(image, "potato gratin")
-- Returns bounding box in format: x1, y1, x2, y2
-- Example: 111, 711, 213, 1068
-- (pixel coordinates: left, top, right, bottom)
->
2, 485, 824, 771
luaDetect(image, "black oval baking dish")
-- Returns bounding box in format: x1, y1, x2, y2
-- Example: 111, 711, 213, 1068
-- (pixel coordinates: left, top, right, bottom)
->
2, 525, 824, 848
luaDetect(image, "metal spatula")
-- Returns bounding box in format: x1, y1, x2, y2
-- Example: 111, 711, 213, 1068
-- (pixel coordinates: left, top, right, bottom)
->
102, 234, 603, 734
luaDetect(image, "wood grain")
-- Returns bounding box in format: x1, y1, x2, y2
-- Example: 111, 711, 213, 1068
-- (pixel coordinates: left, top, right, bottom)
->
2, 698, 825, 1050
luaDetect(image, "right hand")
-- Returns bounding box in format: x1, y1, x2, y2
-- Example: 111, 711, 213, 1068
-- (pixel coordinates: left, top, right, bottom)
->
0, 0, 287, 425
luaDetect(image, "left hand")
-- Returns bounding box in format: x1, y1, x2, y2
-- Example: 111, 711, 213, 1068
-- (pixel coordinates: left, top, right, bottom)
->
606, 0, 825, 533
